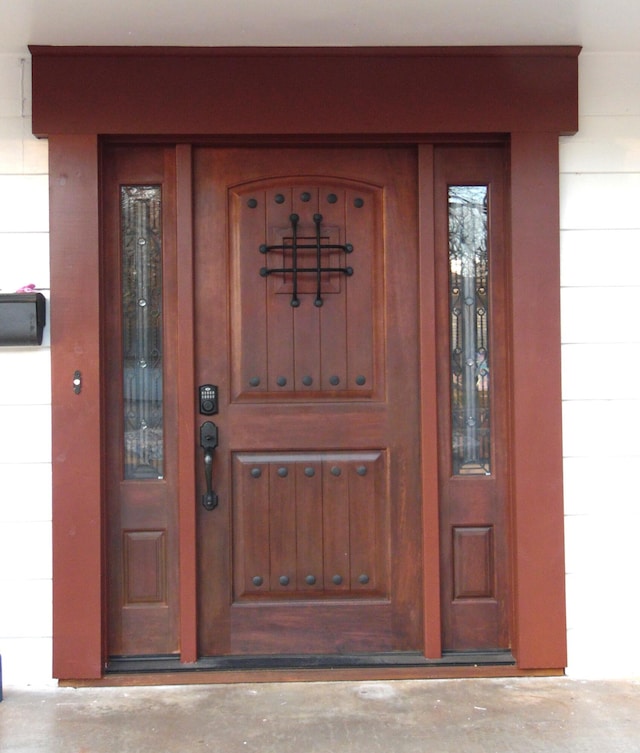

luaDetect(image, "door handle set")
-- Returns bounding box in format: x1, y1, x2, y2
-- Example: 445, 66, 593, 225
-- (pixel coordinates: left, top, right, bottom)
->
200, 420, 219, 511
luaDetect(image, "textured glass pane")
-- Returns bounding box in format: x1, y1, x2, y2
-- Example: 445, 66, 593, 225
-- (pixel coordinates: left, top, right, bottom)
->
449, 185, 490, 476
121, 185, 164, 480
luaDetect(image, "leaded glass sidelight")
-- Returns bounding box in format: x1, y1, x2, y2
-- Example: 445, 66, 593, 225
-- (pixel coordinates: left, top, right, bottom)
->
448, 185, 490, 476
121, 185, 164, 480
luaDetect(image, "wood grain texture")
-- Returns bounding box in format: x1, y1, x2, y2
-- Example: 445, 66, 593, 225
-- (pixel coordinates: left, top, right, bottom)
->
31, 47, 579, 136
195, 148, 422, 656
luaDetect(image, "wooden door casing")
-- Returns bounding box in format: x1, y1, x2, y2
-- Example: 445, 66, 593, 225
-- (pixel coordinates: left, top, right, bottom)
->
40, 49, 574, 680
194, 147, 423, 656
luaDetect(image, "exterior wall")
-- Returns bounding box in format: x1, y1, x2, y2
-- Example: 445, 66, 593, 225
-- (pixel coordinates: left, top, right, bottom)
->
0, 50, 638, 684
0, 54, 53, 685
560, 52, 640, 679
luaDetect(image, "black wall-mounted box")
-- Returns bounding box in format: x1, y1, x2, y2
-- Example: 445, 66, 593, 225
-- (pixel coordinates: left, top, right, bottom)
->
0, 293, 47, 346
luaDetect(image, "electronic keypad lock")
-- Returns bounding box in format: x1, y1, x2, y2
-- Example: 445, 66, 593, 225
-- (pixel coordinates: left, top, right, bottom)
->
199, 384, 218, 415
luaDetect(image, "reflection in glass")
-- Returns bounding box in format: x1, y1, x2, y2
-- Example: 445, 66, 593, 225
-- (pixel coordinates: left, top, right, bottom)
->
448, 186, 490, 476
121, 185, 164, 479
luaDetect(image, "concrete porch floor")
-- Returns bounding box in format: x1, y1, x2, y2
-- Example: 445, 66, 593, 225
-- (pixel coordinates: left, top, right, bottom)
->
0, 677, 638, 752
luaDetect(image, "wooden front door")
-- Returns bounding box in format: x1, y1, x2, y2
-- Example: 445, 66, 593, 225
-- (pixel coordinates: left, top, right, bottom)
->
194, 148, 423, 656
103, 143, 511, 664
43, 48, 574, 681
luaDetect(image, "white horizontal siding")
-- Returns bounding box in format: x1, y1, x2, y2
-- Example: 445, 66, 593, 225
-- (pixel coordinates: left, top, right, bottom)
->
560, 51, 640, 679
563, 400, 640, 458
0, 174, 49, 233
0, 406, 51, 463
0, 232, 49, 292
561, 287, 640, 343
0, 639, 54, 687
0, 579, 52, 637
0, 53, 52, 686
561, 228, 640, 287
562, 343, 639, 400
0, 521, 52, 581
563, 456, 637, 517
0, 348, 51, 402
560, 116, 640, 174
579, 53, 640, 117
560, 173, 640, 230
0, 463, 51, 522
0, 56, 22, 118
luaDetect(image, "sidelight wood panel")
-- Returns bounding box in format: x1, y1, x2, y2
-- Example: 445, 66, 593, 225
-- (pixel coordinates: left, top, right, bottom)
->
452, 526, 495, 600
123, 531, 167, 604
103, 146, 180, 658
434, 145, 511, 652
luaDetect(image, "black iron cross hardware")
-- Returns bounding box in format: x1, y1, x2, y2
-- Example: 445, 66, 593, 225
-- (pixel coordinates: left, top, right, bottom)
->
259, 213, 354, 307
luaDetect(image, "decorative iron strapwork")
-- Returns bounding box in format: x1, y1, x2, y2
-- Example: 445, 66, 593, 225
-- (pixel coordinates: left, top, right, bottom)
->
259, 213, 354, 307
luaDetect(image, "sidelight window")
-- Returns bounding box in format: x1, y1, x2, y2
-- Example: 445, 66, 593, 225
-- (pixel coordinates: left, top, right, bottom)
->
121, 185, 164, 479
448, 185, 491, 476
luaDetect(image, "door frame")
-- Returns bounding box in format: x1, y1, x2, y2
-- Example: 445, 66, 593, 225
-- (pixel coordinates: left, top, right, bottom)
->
31, 46, 579, 681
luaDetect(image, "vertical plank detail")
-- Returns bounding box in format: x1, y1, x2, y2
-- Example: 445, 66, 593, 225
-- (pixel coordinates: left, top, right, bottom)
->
232, 187, 268, 397
322, 459, 350, 591
233, 455, 270, 597
231, 179, 379, 401
265, 186, 295, 392
268, 462, 297, 591
233, 451, 387, 600
295, 461, 324, 591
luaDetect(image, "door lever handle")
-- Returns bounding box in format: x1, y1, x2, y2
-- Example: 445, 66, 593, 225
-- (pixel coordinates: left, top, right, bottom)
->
200, 420, 219, 510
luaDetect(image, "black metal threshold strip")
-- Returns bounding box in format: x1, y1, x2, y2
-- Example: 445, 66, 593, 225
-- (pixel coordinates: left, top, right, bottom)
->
107, 651, 515, 675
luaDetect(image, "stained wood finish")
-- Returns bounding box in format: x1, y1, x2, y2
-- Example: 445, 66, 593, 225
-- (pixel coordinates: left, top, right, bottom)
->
49, 135, 103, 680
510, 133, 567, 669
194, 147, 423, 656
434, 146, 511, 651
103, 146, 180, 656
30, 47, 580, 137
38, 48, 575, 680
233, 452, 387, 603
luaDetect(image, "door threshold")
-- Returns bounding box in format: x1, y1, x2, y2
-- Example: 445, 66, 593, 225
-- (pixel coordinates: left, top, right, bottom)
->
107, 650, 515, 675
61, 652, 566, 686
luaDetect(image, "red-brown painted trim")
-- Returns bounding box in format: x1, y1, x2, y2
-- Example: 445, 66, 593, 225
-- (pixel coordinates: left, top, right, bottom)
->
50, 135, 103, 680
30, 46, 579, 137
418, 145, 442, 659
175, 145, 198, 663
509, 132, 567, 669
39, 47, 575, 680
